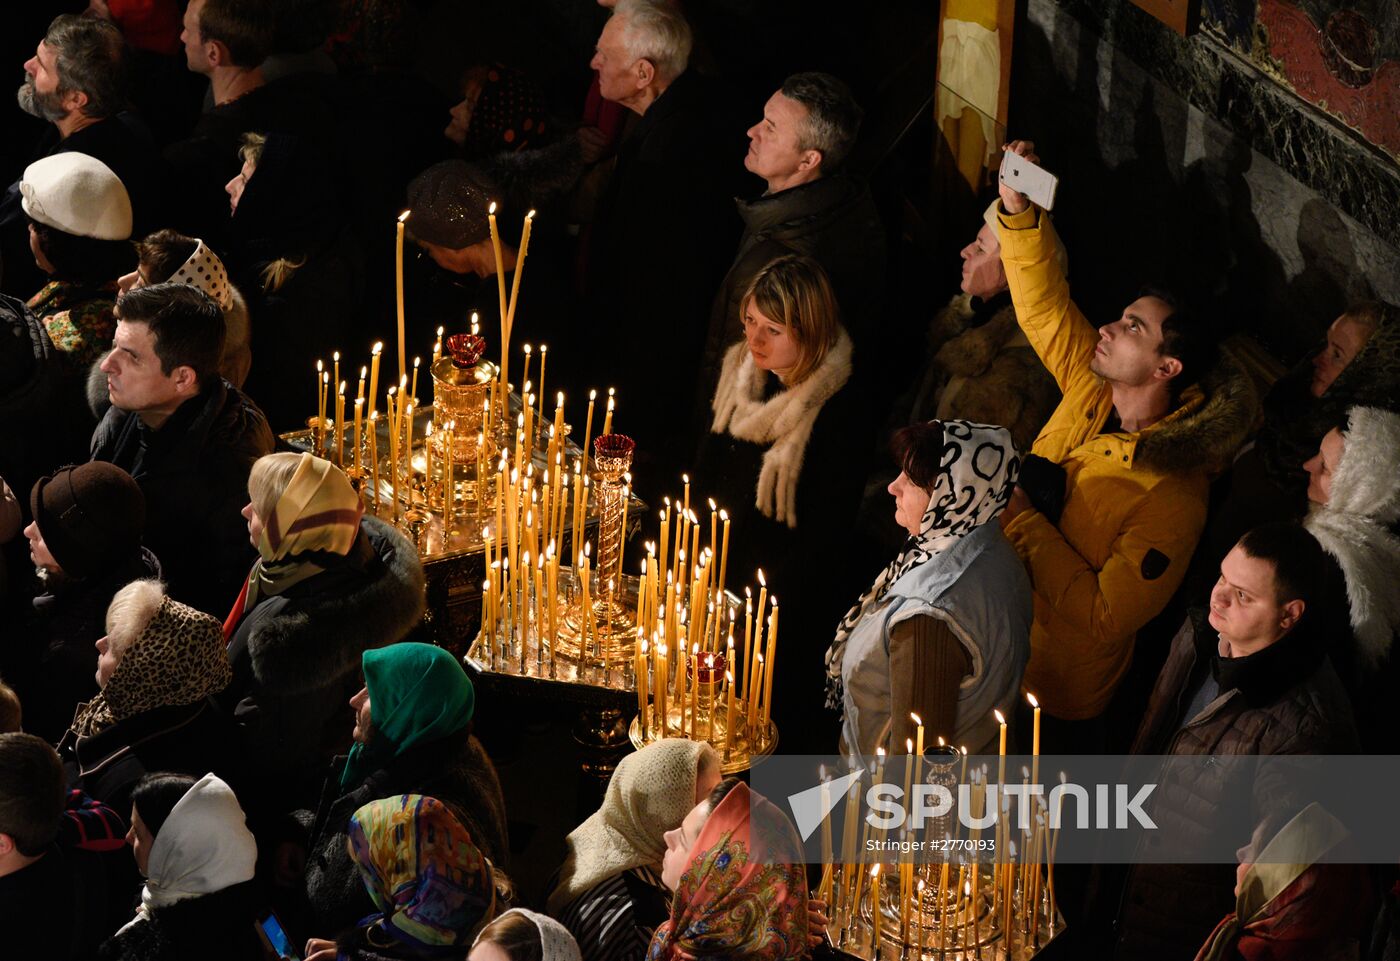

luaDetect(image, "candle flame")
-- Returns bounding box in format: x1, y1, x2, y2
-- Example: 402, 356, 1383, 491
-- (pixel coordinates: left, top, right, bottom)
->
910, 712, 923, 727
906, 738, 913, 751
745, 587, 752, 599
317, 359, 323, 372
965, 880, 971, 895
526, 209, 536, 219
708, 498, 717, 510
1026, 692, 1039, 709
917, 879, 926, 892
994, 709, 1006, 726
589, 388, 597, 399
413, 356, 420, 368
870, 864, 880, 878
398, 210, 410, 222
489, 201, 497, 214
373, 342, 383, 353
938, 736, 945, 747
875, 745, 884, 757
961, 746, 968, 756
719, 509, 728, 521
333, 350, 339, 361
757, 568, 766, 587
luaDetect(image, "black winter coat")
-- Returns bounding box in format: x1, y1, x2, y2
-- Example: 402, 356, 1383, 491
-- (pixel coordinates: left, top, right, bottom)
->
221, 516, 427, 811
694, 369, 867, 754
97, 879, 269, 961
1111, 614, 1360, 961
59, 697, 243, 820
699, 173, 886, 400
14, 547, 161, 744
90, 378, 274, 617
583, 69, 743, 487
303, 727, 509, 935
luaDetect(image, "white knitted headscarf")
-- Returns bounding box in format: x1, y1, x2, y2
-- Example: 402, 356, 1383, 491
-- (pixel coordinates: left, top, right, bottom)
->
546, 740, 714, 913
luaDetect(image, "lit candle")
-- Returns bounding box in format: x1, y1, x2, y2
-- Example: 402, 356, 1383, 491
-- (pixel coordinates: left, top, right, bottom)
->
760, 600, 778, 734
411, 356, 420, 406
1028, 692, 1042, 793
336, 380, 346, 466
915, 879, 926, 953
536, 345, 547, 427
433, 326, 444, 363
332, 351, 340, 404
316, 359, 325, 427
423, 421, 434, 497
368, 342, 382, 421
488, 203, 508, 386
357, 365, 366, 405
637, 632, 649, 728
602, 391, 614, 436
353, 398, 364, 473
717, 509, 730, 597
582, 389, 597, 474
741, 588, 753, 700
396, 211, 409, 379
723, 667, 736, 760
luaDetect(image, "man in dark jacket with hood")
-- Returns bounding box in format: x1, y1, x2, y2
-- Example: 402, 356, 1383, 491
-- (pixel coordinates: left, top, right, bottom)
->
1108, 522, 1360, 961
11, 463, 159, 743
90, 282, 273, 616
698, 72, 886, 400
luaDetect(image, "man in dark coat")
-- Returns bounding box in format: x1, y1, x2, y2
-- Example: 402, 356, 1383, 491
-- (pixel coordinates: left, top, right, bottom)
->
11, 463, 160, 743
1107, 523, 1360, 961
2, 14, 163, 298
582, 1, 741, 489
90, 282, 273, 617
698, 72, 886, 402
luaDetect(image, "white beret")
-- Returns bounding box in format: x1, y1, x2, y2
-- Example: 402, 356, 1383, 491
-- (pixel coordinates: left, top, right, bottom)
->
20, 152, 133, 241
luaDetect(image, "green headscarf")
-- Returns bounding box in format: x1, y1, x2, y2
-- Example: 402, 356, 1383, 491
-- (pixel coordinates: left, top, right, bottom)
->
339, 642, 475, 791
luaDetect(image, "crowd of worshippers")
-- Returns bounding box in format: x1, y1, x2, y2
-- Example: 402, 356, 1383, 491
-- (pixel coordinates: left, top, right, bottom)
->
0, 1, 1398, 959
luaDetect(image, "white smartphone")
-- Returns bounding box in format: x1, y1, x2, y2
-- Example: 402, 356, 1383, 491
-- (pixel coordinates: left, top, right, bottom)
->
999, 151, 1059, 211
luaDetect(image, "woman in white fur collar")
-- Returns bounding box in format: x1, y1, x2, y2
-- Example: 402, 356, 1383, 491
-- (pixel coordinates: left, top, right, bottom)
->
708, 254, 853, 529
700, 254, 862, 754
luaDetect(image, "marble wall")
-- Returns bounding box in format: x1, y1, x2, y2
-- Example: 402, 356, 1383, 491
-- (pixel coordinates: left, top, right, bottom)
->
1011, 0, 1400, 362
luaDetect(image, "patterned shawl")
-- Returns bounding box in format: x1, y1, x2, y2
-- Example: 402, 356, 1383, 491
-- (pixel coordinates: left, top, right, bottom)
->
71, 595, 231, 737
824, 421, 1020, 709
348, 794, 497, 950
245, 453, 363, 607
646, 783, 809, 961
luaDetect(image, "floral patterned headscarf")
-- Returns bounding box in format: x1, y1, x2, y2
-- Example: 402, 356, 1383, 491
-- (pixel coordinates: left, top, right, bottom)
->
348, 794, 497, 950
646, 783, 809, 961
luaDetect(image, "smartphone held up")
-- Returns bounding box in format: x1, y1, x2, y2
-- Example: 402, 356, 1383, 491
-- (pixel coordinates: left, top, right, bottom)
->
999, 151, 1059, 211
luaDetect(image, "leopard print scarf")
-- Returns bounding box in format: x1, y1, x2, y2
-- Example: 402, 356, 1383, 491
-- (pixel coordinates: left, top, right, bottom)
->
824, 421, 1019, 710
70, 596, 232, 737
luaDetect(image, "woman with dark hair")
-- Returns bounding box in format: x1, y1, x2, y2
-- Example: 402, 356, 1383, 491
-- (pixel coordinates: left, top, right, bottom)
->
99, 772, 266, 960
647, 779, 811, 961
696, 253, 865, 753
20, 152, 134, 368
473, 909, 582, 961
115, 228, 252, 388
826, 420, 1032, 756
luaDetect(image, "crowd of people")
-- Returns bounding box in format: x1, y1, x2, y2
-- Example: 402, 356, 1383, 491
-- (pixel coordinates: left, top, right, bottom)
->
0, 1, 1397, 960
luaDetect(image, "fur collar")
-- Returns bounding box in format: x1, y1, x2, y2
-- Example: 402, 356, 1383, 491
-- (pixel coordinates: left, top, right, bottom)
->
710, 330, 852, 527
243, 516, 426, 694
1134, 358, 1259, 476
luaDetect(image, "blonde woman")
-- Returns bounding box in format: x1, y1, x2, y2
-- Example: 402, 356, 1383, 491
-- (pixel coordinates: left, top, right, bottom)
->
696, 253, 864, 752
218, 452, 425, 809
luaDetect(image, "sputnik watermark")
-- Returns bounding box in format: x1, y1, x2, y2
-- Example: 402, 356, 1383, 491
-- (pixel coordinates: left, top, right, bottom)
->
788, 774, 1156, 842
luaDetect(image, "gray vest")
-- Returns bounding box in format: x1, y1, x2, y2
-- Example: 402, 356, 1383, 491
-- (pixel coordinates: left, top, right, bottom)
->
840, 523, 1032, 757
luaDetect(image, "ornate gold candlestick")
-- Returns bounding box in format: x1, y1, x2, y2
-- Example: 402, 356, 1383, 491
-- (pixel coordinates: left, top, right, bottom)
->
558, 434, 637, 660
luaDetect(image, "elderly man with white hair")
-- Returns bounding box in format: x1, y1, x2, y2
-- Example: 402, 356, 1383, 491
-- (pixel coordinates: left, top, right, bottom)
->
582, 0, 743, 494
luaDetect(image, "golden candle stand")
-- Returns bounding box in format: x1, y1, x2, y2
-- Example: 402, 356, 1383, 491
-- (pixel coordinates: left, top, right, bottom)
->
282, 399, 643, 659
819, 859, 1064, 961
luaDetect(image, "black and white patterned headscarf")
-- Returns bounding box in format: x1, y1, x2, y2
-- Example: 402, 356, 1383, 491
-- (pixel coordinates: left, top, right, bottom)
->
824, 421, 1020, 709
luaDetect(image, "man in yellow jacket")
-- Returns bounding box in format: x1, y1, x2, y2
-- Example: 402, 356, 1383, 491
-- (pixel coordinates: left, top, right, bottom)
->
995, 141, 1255, 748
